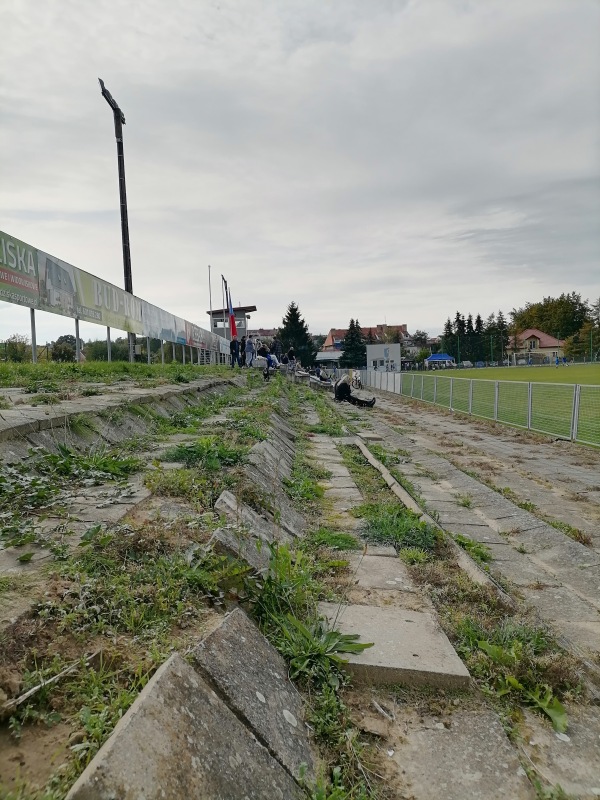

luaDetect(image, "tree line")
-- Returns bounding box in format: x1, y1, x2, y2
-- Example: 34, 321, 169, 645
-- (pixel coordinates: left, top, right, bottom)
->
441, 293, 600, 362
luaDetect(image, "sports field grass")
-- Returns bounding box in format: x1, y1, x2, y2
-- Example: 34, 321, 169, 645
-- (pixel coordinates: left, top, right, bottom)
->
389, 367, 600, 445
449, 364, 600, 385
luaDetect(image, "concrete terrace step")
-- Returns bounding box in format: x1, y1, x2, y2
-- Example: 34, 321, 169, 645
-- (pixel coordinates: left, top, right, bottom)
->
65, 651, 305, 800
319, 601, 470, 689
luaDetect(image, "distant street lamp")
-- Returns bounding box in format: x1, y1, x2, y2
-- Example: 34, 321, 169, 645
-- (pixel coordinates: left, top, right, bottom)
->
98, 78, 134, 362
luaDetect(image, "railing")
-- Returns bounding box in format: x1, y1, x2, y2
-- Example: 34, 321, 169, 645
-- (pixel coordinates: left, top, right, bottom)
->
359, 370, 600, 447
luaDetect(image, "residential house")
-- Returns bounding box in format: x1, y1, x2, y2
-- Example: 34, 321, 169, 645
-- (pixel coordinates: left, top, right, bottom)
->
509, 329, 564, 364
321, 323, 408, 352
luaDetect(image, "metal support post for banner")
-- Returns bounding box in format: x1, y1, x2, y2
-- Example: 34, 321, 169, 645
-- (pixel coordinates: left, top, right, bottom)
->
30, 308, 37, 364
160, 341, 164, 365
468, 380, 473, 414
172, 343, 176, 362
189, 346, 193, 364
98, 79, 135, 364
494, 381, 499, 420
182, 345, 185, 365
75, 319, 81, 363
107, 327, 112, 362
146, 337, 151, 365
196, 347, 200, 365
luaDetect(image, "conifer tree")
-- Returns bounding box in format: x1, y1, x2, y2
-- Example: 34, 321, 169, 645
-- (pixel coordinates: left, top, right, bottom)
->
340, 318, 366, 368
279, 302, 317, 366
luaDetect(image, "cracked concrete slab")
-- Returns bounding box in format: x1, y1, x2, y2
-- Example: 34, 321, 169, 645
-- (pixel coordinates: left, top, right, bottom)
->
390, 709, 535, 800
209, 527, 270, 573
65, 654, 304, 800
193, 608, 316, 783
215, 491, 293, 546
319, 602, 470, 689
344, 554, 417, 593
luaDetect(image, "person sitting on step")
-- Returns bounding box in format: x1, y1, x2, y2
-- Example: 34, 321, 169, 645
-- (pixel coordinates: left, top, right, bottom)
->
334, 374, 375, 407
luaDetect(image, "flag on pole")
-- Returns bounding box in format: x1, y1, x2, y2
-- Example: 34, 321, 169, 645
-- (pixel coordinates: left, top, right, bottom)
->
228, 288, 237, 338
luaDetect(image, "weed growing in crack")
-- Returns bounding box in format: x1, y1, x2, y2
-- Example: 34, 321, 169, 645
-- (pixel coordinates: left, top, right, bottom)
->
144, 466, 233, 509
30, 444, 142, 483
455, 493, 473, 508
303, 528, 362, 552
453, 533, 492, 564
352, 502, 439, 553
398, 546, 431, 565
307, 393, 347, 437
161, 437, 247, 470
67, 413, 97, 436
410, 560, 580, 734
243, 542, 376, 798
284, 447, 327, 509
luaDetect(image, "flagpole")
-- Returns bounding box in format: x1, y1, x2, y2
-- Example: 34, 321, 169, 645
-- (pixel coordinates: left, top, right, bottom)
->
208, 265, 214, 336
221, 275, 229, 340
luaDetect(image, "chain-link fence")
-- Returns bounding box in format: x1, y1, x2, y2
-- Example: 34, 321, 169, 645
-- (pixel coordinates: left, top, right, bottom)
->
359, 370, 600, 446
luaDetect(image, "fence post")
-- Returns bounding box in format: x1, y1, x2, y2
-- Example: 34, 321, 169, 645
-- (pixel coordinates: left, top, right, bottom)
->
527, 382, 532, 429
449, 378, 453, 410
468, 380, 473, 414
494, 381, 499, 420
30, 308, 37, 363
570, 385, 581, 441
433, 376, 437, 404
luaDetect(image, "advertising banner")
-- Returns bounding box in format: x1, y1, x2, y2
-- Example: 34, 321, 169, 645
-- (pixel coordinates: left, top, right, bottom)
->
141, 301, 177, 341
185, 321, 210, 348
173, 316, 187, 345
0, 230, 40, 307
37, 251, 144, 333
0, 229, 230, 354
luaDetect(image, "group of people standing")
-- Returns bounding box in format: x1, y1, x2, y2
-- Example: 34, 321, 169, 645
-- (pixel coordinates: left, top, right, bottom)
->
229, 334, 296, 370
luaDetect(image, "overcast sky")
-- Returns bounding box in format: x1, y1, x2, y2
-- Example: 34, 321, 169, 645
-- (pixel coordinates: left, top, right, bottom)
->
1, 0, 599, 344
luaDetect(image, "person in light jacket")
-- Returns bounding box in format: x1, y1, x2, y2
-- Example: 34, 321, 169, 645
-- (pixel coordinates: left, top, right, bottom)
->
245, 335, 255, 367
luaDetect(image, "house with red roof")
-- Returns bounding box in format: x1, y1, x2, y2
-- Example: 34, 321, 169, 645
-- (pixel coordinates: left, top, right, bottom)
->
321, 324, 408, 351
509, 329, 564, 363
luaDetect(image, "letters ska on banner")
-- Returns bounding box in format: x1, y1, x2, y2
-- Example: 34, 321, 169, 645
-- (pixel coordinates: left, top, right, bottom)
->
0, 229, 224, 349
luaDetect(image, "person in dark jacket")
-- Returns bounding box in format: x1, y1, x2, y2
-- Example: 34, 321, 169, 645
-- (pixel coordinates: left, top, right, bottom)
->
229, 336, 241, 368
334, 375, 375, 407
271, 336, 283, 360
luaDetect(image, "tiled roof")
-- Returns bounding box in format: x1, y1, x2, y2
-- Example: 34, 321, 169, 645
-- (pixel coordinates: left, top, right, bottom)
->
516, 329, 563, 348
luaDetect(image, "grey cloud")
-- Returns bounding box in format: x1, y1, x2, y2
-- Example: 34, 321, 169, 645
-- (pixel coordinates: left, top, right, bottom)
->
0, 0, 598, 338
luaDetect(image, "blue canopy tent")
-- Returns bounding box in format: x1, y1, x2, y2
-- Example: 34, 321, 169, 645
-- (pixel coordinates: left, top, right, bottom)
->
424, 353, 455, 369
